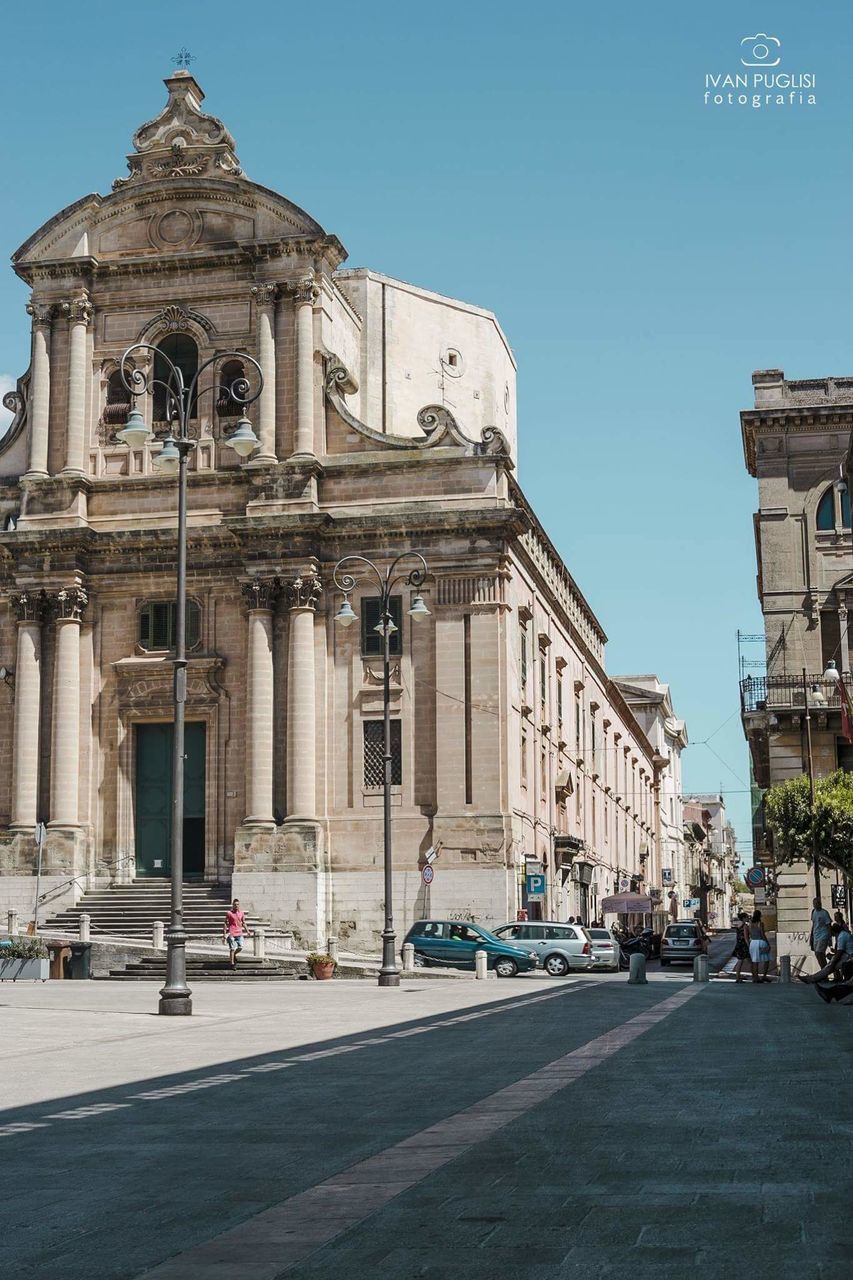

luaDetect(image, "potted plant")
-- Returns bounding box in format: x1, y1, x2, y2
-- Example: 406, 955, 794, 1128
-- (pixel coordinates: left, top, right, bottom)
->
0, 936, 49, 982
306, 952, 336, 980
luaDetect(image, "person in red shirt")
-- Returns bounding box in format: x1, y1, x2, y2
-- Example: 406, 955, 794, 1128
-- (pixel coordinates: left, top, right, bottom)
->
223, 898, 251, 968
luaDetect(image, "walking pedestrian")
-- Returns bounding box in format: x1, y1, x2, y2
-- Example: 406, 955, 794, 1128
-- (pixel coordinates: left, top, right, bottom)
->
223, 897, 251, 968
809, 897, 832, 970
748, 909, 771, 983
732, 911, 752, 983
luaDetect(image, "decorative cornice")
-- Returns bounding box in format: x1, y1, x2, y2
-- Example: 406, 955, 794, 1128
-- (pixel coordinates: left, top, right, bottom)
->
26, 300, 54, 329
10, 589, 47, 623
251, 283, 279, 309
285, 574, 322, 610
53, 586, 88, 621
242, 577, 280, 611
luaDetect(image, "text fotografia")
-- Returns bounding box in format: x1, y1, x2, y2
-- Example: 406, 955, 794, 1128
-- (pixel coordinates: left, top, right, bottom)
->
704, 72, 816, 110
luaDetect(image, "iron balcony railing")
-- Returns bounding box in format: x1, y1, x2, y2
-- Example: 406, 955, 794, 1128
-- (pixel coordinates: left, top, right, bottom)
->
740, 674, 845, 714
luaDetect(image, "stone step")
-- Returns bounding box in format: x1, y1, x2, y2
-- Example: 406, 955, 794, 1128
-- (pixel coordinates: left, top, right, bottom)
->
103, 973, 299, 982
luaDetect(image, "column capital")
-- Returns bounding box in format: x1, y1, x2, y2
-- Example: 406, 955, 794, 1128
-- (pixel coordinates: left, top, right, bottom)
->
285, 574, 322, 610
10, 589, 47, 623
241, 577, 280, 612
61, 293, 94, 326
288, 277, 319, 306
52, 586, 88, 621
251, 283, 280, 309
26, 299, 55, 329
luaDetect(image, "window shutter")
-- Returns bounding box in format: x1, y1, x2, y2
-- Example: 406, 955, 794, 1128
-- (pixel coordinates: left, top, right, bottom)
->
152, 601, 172, 649
139, 605, 151, 648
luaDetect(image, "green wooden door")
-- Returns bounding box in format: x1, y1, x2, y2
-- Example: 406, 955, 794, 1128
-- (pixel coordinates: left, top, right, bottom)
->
135, 723, 206, 877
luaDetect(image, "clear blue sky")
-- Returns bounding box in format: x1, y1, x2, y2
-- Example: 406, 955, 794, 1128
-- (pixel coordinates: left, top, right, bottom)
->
1, 1, 850, 854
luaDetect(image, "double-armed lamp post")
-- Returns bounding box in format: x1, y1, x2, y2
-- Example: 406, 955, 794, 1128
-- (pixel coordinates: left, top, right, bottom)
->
117, 344, 264, 1015
333, 552, 430, 986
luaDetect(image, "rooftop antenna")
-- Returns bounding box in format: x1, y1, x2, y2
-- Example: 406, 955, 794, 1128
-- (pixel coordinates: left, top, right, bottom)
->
172, 47, 196, 70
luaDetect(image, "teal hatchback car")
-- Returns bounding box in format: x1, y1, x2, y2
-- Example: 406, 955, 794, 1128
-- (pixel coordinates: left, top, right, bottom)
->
403, 920, 538, 977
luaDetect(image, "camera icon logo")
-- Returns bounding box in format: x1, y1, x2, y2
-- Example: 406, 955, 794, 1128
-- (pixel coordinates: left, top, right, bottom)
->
740, 33, 781, 67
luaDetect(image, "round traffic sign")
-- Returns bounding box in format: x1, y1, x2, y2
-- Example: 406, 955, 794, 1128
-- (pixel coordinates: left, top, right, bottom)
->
422, 864, 434, 885
745, 866, 765, 888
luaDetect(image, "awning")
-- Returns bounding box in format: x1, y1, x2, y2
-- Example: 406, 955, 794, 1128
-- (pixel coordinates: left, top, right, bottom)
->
600, 892, 653, 914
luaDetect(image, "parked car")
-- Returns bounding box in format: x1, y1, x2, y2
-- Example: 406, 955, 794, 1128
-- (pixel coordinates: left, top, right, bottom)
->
659, 921, 706, 966
491, 921, 594, 977
587, 927, 620, 972
403, 920, 538, 977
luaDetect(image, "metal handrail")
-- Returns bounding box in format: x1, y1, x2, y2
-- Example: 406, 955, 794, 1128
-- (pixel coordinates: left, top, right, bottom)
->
36, 853, 138, 907
740, 674, 845, 713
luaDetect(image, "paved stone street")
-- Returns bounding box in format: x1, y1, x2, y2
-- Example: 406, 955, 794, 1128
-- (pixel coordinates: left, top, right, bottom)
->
2, 971, 850, 1279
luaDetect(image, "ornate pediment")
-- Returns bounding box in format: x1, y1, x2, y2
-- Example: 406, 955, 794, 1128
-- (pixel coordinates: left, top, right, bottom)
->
116, 72, 242, 189
112, 655, 225, 712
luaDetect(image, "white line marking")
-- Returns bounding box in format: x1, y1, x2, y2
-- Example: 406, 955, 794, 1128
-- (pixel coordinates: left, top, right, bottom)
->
136, 985, 703, 1279
0, 982, 587, 1139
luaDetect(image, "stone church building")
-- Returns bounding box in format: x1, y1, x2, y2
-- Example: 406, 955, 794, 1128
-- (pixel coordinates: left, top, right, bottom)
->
0, 73, 674, 948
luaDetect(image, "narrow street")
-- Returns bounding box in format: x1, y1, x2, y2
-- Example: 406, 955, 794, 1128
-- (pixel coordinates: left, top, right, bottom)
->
1, 972, 849, 1279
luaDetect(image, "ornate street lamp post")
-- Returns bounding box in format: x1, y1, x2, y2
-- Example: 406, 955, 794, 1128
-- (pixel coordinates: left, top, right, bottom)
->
118, 344, 263, 1015
333, 552, 430, 986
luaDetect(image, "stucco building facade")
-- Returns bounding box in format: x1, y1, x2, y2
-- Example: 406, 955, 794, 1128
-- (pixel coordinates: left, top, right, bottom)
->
740, 367, 848, 961
0, 73, 682, 948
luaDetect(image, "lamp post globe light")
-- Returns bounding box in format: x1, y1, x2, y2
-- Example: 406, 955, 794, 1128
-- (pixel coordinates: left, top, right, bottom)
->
118, 344, 264, 1016
333, 551, 430, 986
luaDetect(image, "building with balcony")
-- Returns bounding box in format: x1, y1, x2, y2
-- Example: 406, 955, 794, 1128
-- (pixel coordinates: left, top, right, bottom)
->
682, 794, 738, 927
740, 368, 849, 957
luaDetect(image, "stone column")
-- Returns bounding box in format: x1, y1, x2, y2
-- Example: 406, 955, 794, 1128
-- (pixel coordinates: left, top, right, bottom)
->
292, 279, 318, 457
25, 301, 54, 478
250, 285, 278, 464
285, 574, 322, 817
49, 586, 87, 826
9, 591, 46, 827
62, 293, 93, 476
242, 579, 279, 824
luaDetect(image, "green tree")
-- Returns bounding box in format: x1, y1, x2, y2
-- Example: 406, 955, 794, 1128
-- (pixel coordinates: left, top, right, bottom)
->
764, 769, 853, 876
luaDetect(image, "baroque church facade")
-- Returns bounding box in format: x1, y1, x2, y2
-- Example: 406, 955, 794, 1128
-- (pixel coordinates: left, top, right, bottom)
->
0, 73, 675, 948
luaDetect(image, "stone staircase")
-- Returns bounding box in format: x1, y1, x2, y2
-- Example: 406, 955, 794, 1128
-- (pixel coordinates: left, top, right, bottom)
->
42, 880, 270, 940
105, 955, 300, 982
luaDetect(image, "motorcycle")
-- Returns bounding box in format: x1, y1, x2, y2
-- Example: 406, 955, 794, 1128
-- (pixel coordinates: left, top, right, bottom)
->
614, 926, 654, 970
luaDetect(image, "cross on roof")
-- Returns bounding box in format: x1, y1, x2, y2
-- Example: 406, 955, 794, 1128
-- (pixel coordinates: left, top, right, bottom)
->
172, 47, 196, 70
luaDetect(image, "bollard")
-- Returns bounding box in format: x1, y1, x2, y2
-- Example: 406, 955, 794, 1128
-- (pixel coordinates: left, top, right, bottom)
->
627, 952, 647, 984
7, 908, 18, 937
401, 942, 415, 973
780, 954, 791, 984
253, 927, 266, 960
326, 936, 339, 962
475, 948, 488, 980
693, 954, 709, 983
152, 920, 165, 950
79, 913, 90, 943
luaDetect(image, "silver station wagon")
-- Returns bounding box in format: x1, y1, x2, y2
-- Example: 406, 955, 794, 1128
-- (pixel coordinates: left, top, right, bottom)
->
492, 921, 594, 977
